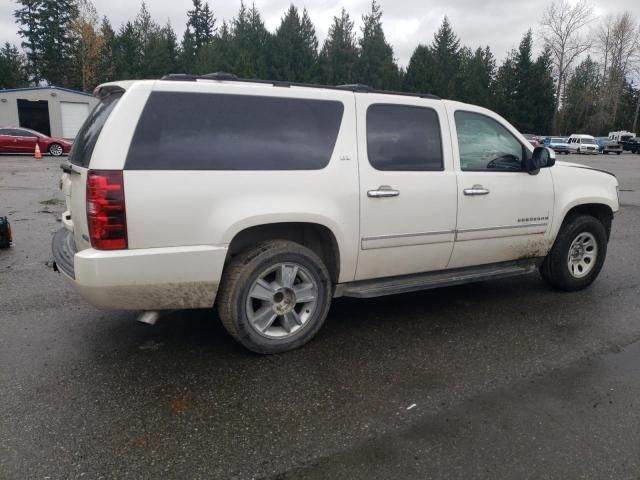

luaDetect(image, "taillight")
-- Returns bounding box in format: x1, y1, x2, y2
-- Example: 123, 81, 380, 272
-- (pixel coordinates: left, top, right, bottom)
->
87, 170, 127, 250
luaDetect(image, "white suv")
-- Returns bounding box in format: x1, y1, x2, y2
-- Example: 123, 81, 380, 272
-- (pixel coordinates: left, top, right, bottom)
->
52, 73, 619, 353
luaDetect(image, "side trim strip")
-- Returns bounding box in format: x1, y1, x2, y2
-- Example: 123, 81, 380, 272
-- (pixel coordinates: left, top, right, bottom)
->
456, 222, 548, 234
361, 222, 548, 250
362, 229, 455, 241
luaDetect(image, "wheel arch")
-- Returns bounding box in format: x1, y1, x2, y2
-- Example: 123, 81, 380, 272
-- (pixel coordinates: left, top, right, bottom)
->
559, 203, 614, 240
226, 222, 342, 284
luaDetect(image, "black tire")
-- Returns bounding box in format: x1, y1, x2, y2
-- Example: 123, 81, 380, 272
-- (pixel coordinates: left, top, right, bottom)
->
616, 151, 622, 155
217, 240, 332, 354
540, 214, 608, 291
48, 143, 63, 157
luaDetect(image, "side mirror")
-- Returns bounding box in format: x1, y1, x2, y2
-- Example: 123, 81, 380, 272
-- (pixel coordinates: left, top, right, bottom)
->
528, 146, 555, 174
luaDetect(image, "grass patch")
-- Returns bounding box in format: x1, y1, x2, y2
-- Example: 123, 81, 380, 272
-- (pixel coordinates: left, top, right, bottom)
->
40, 198, 64, 206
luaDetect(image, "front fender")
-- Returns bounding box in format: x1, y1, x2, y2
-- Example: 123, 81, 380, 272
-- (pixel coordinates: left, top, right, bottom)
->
549, 164, 619, 240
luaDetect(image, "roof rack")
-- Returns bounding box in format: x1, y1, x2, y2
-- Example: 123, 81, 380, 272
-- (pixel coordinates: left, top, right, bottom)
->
160, 72, 441, 100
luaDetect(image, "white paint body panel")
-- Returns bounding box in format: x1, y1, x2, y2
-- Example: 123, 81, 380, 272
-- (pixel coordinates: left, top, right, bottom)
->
355, 94, 457, 280
56, 79, 620, 311
444, 101, 556, 268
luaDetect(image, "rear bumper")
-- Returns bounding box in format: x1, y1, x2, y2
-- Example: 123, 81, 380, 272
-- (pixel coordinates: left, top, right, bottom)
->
52, 228, 227, 310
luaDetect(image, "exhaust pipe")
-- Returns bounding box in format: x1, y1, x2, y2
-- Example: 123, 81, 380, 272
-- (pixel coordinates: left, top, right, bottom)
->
137, 311, 160, 326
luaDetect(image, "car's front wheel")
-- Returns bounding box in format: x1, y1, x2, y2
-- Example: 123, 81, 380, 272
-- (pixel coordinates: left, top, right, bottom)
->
540, 214, 608, 291
217, 240, 333, 354
48, 143, 63, 157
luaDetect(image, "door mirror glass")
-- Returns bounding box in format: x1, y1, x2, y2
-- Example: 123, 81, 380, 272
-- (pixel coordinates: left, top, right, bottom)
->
529, 146, 555, 174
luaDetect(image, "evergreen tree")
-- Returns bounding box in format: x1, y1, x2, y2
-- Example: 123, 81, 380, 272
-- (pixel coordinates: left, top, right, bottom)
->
95, 17, 116, 84
404, 45, 434, 93
231, 2, 270, 78
492, 31, 555, 133
271, 6, 318, 82
182, 0, 215, 71
559, 56, 600, 133
318, 8, 358, 85
429, 16, 461, 98
492, 49, 517, 122
38, 0, 79, 86
355, 1, 399, 89
114, 21, 142, 79
529, 46, 556, 133
15, 0, 78, 86
14, 0, 42, 84
0, 43, 29, 88
145, 21, 179, 77
458, 46, 495, 106
193, 20, 237, 74
511, 30, 536, 131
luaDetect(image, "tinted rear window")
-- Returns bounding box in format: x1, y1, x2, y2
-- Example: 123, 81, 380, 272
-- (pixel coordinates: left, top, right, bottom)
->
366, 104, 443, 171
69, 92, 122, 167
125, 92, 344, 170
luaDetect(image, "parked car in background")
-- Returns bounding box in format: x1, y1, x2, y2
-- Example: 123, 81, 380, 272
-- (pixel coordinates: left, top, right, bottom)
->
544, 137, 570, 155
608, 130, 635, 142
568, 134, 598, 154
0, 127, 72, 156
52, 74, 619, 353
619, 137, 640, 154
523, 134, 543, 148
596, 137, 623, 155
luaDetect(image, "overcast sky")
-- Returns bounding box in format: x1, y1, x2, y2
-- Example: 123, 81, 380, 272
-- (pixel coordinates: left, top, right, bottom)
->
1, 0, 638, 67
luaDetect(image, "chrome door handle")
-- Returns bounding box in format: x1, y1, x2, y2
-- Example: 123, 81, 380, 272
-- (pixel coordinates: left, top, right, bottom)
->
463, 185, 490, 196
367, 185, 400, 198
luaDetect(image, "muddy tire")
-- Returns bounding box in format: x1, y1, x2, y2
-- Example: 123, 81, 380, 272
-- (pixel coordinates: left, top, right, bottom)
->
540, 215, 608, 291
217, 240, 332, 354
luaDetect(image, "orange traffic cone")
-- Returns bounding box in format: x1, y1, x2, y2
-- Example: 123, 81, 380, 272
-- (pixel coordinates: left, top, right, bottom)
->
34, 143, 42, 160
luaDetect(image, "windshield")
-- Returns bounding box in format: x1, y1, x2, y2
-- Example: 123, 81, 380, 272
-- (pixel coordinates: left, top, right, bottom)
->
581, 138, 596, 145
551, 138, 565, 143
69, 92, 122, 167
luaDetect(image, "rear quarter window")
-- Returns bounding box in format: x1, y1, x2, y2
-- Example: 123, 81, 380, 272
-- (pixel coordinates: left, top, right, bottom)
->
69, 92, 122, 167
125, 92, 344, 170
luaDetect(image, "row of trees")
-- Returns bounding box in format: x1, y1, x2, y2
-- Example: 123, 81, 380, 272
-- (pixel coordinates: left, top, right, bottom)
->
3, 0, 639, 135
540, 1, 640, 135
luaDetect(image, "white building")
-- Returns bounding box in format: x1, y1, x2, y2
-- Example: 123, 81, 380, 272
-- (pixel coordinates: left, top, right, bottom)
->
0, 86, 98, 139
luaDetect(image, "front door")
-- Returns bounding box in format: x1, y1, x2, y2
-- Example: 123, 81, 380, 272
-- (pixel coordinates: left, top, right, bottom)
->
355, 95, 458, 280
448, 108, 555, 269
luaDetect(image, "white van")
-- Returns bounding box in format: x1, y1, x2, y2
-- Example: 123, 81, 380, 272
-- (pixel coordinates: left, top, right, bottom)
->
567, 134, 598, 154
52, 73, 619, 353
608, 131, 635, 142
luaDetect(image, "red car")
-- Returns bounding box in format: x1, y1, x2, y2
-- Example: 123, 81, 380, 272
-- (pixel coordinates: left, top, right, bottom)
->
0, 127, 72, 156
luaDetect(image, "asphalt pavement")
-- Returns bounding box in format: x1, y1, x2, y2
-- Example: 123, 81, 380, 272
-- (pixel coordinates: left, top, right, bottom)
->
1, 152, 640, 479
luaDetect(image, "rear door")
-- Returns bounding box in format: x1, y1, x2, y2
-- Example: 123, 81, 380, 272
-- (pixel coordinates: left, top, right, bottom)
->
355, 94, 458, 280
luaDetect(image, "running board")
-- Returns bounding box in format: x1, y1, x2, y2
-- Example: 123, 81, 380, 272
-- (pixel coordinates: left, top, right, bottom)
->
334, 259, 541, 299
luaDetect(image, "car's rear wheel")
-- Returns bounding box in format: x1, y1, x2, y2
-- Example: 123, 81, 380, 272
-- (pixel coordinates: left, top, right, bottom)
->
217, 240, 332, 354
540, 214, 607, 291
48, 143, 63, 157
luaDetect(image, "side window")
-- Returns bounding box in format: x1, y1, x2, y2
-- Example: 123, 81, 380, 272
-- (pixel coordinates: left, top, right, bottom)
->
366, 104, 443, 171
15, 129, 37, 138
126, 92, 344, 170
455, 111, 525, 172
